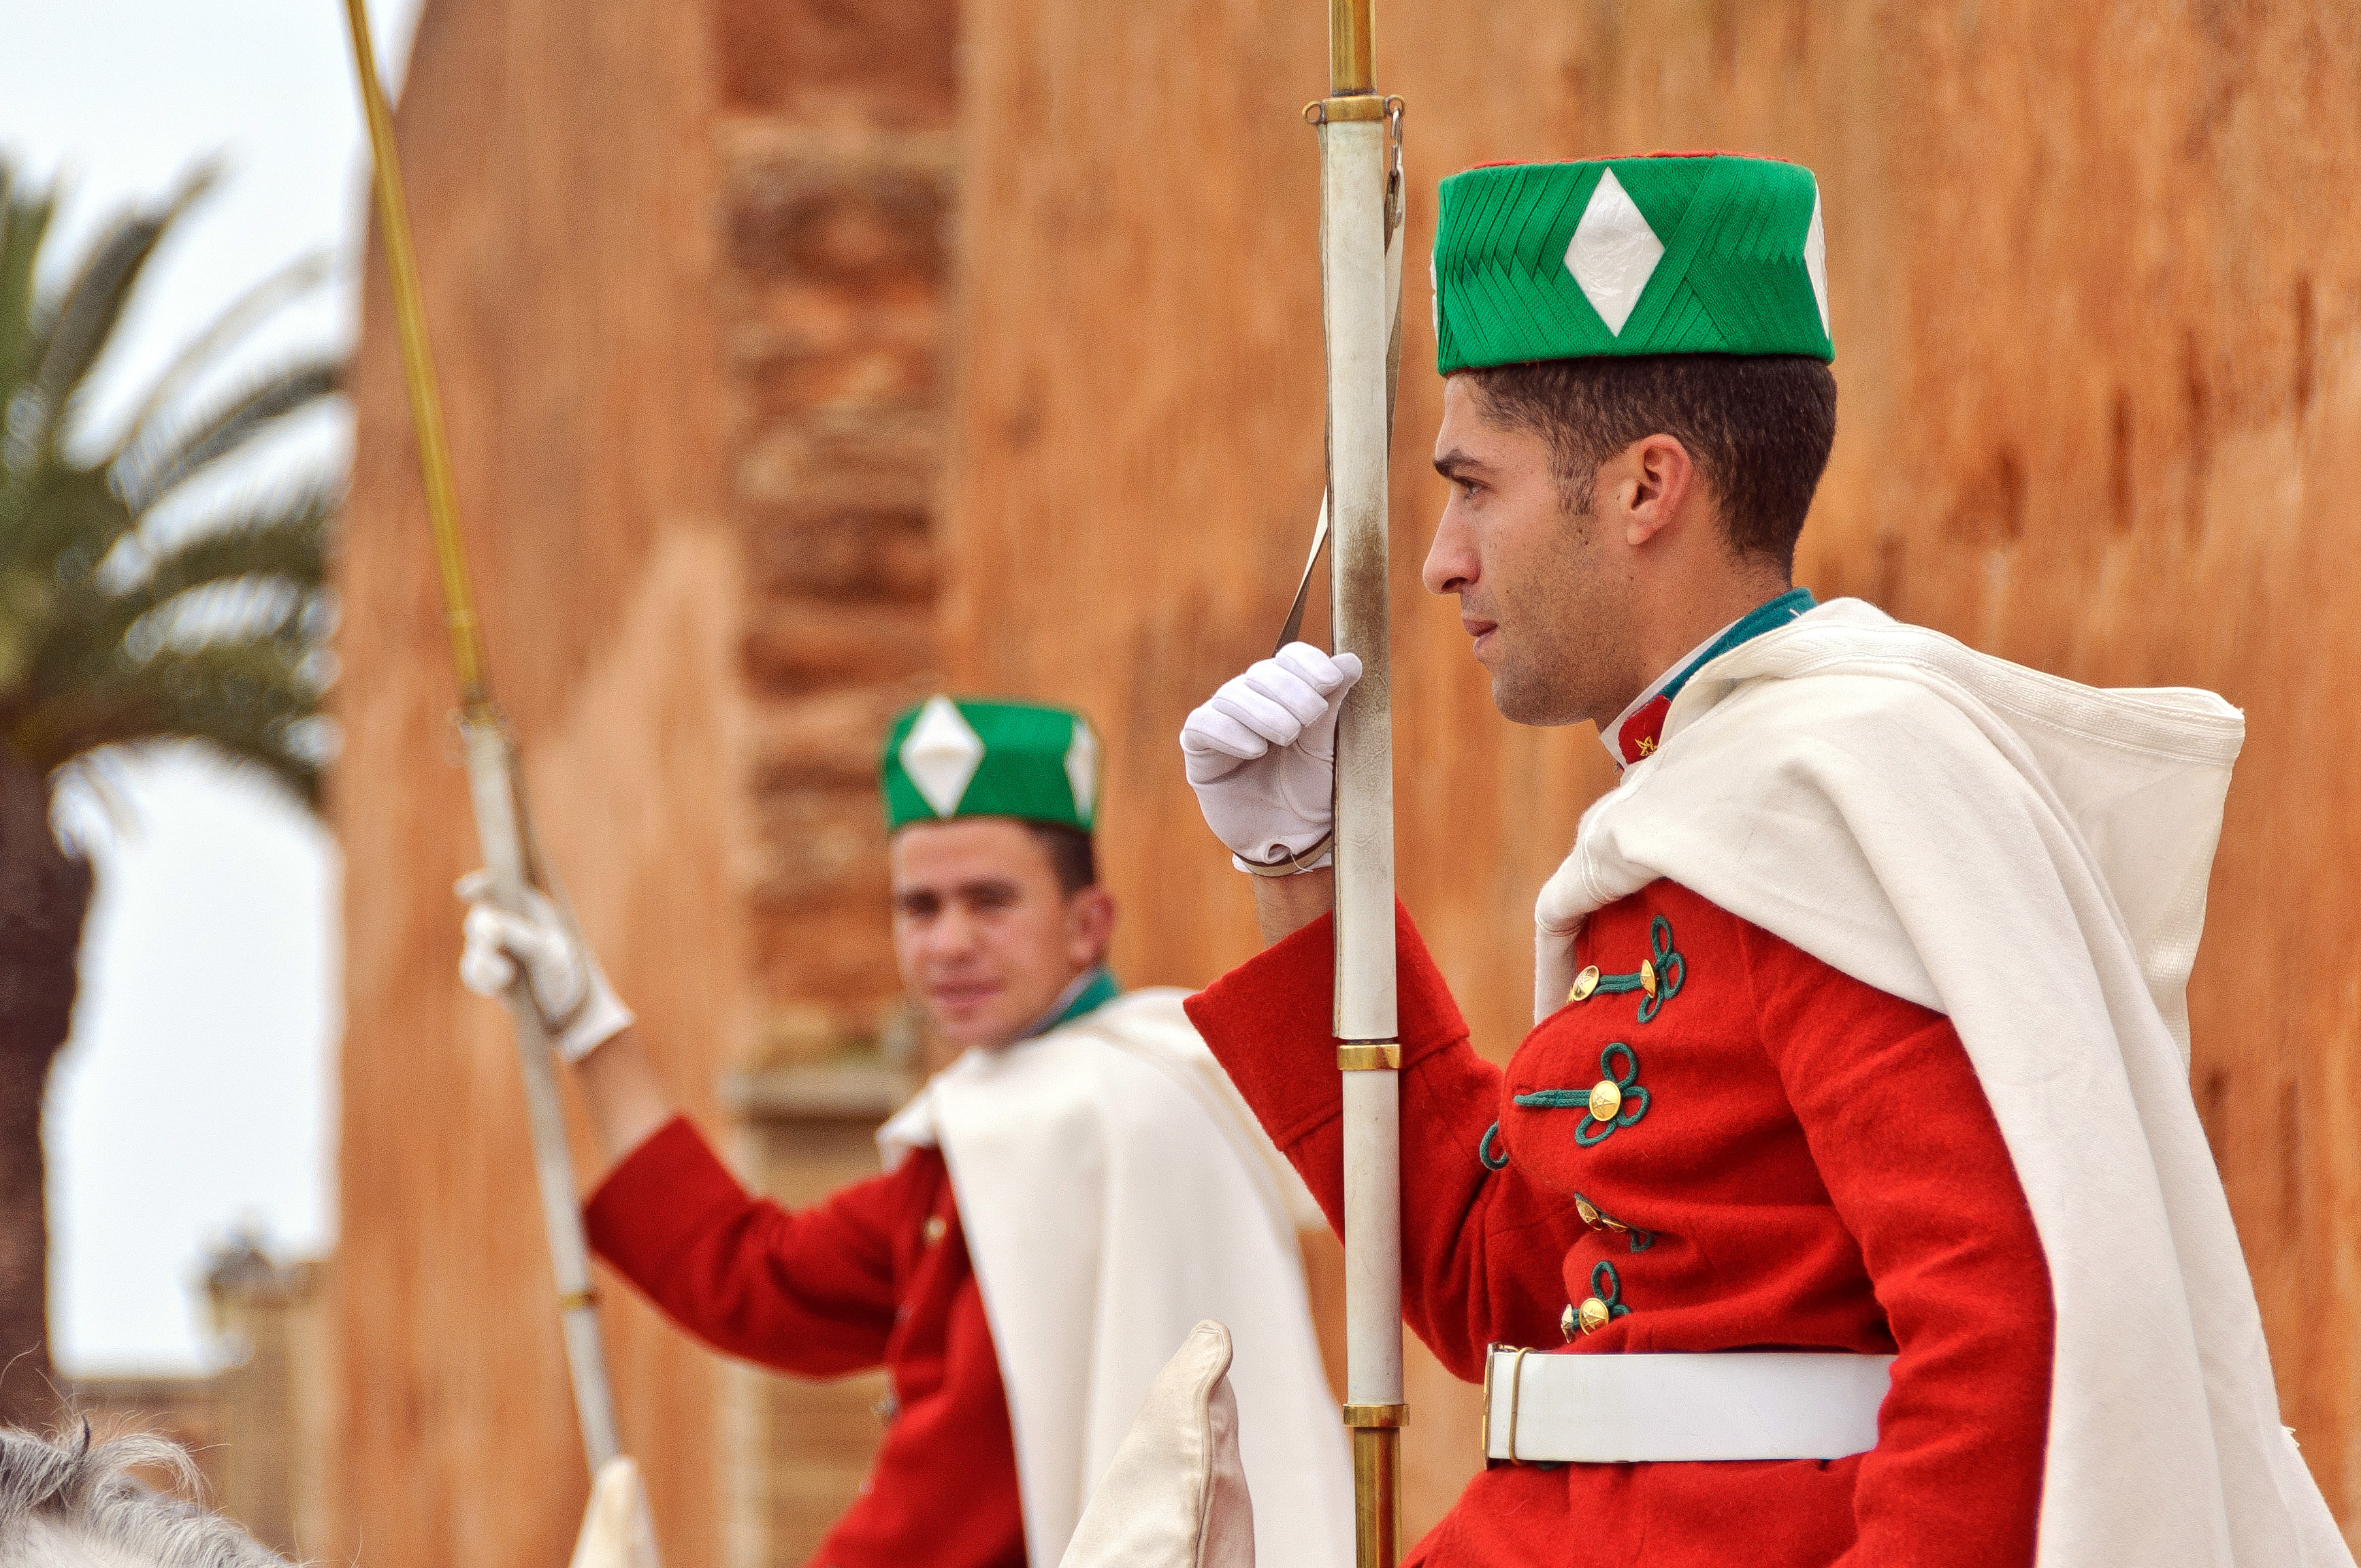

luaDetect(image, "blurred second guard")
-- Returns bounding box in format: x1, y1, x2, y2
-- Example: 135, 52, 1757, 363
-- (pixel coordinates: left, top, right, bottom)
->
457, 695, 1351, 1568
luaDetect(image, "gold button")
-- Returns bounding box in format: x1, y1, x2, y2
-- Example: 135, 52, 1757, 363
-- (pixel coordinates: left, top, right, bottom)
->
1640, 958, 1658, 998
1576, 1194, 1633, 1236
1587, 1079, 1623, 1122
1568, 965, 1601, 1003
923, 1215, 948, 1245
1577, 1297, 1612, 1335
1560, 1303, 1577, 1341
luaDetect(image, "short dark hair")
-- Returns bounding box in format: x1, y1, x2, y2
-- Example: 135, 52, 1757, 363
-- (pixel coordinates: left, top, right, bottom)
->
1024, 822, 1097, 896
1465, 354, 1837, 570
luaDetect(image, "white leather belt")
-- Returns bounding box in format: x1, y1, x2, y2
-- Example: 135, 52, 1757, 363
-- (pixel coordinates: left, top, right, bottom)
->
1482, 1345, 1894, 1464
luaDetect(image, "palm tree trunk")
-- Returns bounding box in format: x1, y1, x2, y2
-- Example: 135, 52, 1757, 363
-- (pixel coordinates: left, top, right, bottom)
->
0, 752, 92, 1428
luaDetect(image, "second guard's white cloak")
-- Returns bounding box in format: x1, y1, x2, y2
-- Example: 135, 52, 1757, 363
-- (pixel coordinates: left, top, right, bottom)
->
879, 988, 1353, 1568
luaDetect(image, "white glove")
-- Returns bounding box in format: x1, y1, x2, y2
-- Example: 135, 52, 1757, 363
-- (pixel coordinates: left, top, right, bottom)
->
1179, 642, 1363, 871
455, 870, 636, 1063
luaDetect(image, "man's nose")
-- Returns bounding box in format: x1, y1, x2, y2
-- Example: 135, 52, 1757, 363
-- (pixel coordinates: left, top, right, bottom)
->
1422, 505, 1474, 597
920, 904, 980, 960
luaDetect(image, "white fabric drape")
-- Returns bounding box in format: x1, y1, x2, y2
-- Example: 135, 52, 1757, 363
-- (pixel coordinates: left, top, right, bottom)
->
1058, 1320, 1258, 1568
880, 990, 1350, 1568
1533, 597, 2349, 1567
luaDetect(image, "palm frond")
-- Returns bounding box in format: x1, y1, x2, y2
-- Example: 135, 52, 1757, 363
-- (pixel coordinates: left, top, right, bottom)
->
123, 486, 334, 606
0, 162, 335, 816
112, 357, 342, 512
0, 464, 132, 589
6, 639, 321, 802
105, 248, 333, 470
0, 165, 56, 407
22, 486, 335, 700
20, 163, 216, 457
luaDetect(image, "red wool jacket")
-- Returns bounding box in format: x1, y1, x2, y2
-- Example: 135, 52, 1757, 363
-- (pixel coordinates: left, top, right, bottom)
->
1184, 884, 2053, 1568
584, 1118, 1025, 1568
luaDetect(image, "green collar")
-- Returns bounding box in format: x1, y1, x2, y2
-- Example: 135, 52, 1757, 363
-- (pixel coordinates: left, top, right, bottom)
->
1609, 587, 1817, 768
1023, 966, 1120, 1040
1674, 587, 1818, 704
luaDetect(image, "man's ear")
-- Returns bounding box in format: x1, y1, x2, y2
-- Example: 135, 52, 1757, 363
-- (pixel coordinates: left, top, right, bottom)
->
1068, 885, 1118, 968
1621, 434, 1697, 549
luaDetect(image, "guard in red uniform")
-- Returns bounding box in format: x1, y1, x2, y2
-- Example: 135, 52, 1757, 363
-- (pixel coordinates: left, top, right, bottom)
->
459, 698, 1350, 1568
1177, 154, 2348, 1567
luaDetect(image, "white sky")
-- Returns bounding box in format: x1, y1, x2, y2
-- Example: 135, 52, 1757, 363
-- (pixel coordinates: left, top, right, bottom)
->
4, 0, 426, 1373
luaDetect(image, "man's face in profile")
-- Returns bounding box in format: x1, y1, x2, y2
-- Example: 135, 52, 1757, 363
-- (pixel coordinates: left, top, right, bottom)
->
1424, 374, 1640, 730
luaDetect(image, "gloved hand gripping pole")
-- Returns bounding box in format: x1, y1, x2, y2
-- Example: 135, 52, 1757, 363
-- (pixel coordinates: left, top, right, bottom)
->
1312, 1, 1405, 1562
338, 0, 628, 1488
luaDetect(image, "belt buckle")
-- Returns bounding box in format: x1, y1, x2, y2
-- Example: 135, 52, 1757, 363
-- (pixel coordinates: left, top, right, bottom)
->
1480, 1344, 1536, 1469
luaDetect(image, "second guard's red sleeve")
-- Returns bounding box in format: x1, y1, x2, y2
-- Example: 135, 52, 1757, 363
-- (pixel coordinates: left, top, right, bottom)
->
584, 1115, 907, 1377
1185, 903, 1584, 1377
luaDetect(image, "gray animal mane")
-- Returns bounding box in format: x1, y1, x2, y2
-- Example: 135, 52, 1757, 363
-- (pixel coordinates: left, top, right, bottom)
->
0, 1426, 289, 1568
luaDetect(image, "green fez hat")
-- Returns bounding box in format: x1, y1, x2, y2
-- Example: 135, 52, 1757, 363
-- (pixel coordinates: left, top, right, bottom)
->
881, 696, 1100, 834
1433, 153, 1831, 372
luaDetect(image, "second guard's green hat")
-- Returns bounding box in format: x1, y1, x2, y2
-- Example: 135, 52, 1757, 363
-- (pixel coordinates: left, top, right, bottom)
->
881, 696, 1101, 834
1433, 153, 1831, 373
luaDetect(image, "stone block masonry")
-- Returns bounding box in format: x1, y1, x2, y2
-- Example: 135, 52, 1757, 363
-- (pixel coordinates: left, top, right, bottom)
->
713, 3, 956, 1070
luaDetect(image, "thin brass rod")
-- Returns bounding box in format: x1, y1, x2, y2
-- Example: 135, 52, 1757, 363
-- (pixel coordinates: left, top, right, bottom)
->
1352, 1427, 1401, 1565
1331, 0, 1375, 94
340, 0, 492, 708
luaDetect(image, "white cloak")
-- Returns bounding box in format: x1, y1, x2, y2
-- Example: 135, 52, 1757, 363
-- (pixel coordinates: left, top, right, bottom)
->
879, 989, 1353, 1568
1533, 596, 2350, 1567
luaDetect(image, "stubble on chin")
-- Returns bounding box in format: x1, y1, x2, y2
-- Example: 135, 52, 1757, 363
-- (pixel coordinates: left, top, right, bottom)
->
1488, 527, 1626, 730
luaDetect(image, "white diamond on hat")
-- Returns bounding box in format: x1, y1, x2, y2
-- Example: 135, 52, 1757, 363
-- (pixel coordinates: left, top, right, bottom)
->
1563, 169, 1663, 336
1804, 183, 1829, 336
900, 696, 985, 817
1064, 719, 1099, 825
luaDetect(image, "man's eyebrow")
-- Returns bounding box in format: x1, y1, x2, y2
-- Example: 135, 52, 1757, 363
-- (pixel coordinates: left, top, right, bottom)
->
955, 878, 1022, 899
1433, 448, 1488, 480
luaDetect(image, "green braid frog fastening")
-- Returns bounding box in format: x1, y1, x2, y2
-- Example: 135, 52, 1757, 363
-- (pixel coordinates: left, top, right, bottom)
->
1565, 914, 1687, 1023
1592, 1260, 1631, 1314
1478, 1122, 1510, 1171
1516, 1043, 1649, 1146
1501, 1048, 1652, 1147
1565, 1259, 1634, 1337
1574, 1190, 1655, 1253
1574, 1043, 1647, 1145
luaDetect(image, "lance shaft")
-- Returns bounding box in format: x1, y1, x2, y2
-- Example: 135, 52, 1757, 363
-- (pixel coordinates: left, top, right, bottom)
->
1316, 0, 1403, 1563
339, 0, 623, 1479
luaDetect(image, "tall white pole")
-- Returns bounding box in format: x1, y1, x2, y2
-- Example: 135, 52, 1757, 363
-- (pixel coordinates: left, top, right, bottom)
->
1314, 2, 1403, 1561
460, 719, 623, 1473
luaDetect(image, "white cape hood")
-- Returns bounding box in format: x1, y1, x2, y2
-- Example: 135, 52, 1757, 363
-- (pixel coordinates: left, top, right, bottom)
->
879, 989, 1351, 1568
1535, 597, 2349, 1567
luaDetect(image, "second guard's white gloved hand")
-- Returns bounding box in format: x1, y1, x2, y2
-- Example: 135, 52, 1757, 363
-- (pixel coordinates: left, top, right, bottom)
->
1179, 642, 1364, 870
455, 871, 636, 1063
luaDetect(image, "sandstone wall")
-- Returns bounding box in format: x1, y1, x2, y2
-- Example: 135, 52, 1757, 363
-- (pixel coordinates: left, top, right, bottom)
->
718, 0, 959, 1067
337, 0, 963, 1556
340, 0, 2361, 1555
333, 0, 736, 1558
944, 0, 2361, 1543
